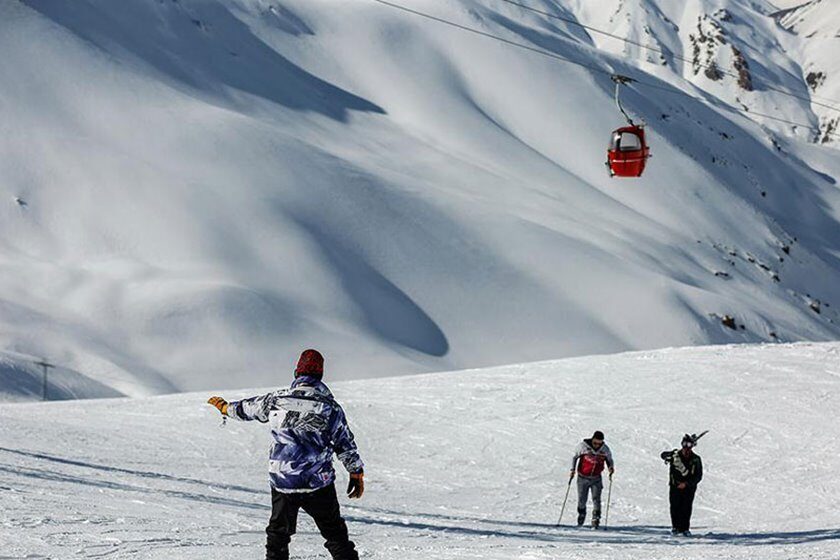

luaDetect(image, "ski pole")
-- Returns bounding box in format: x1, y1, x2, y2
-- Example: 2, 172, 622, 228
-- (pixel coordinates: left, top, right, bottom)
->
557, 476, 573, 526
604, 473, 613, 529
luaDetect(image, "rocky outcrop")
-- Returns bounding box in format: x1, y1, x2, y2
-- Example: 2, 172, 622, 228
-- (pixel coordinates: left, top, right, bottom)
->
731, 46, 753, 91
688, 14, 754, 92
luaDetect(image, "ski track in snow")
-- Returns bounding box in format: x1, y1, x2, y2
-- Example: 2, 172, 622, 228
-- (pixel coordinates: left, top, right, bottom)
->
1, 343, 838, 559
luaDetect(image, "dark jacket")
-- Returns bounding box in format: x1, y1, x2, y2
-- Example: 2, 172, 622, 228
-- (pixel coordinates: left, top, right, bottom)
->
660, 449, 702, 489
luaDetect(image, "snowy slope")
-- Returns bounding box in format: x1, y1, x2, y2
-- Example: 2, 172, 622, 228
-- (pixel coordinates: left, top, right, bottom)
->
1, 342, 838, 559
0, 350, 123, 402
774, 0, 840, 143
2, 0, 840, 398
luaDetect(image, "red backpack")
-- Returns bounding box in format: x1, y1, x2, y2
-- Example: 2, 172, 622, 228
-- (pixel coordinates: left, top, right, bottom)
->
578, 452, 607, 477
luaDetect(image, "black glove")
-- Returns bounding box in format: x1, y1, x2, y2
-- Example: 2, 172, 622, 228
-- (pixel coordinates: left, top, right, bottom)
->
347, 471, 364, 499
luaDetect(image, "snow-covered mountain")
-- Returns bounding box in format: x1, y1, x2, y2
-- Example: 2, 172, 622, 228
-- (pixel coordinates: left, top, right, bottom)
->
2, 343, 838, 558
568, 0, 815, 135
2, 0, 840, 398
773, 0, 840, 142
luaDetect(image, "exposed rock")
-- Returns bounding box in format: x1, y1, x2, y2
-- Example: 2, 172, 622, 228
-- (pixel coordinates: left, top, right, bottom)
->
818, 117, 838, 144
705, 61, 724, 81
715, 8, 733, 23
690, 15, 726, 79
731, 46, 753, 91
806, 70, 826, 92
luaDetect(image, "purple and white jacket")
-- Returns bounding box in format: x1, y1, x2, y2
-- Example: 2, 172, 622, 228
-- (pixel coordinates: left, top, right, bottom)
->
226, 376, 364, 493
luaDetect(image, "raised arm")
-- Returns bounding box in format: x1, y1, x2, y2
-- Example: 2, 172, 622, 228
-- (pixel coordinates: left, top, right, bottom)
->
228, 392, 280, 423
207, 392, 278, 423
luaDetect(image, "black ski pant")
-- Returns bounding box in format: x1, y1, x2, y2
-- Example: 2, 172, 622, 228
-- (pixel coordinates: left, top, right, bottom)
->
266, 483, 358, 560
669, 486, 696, 533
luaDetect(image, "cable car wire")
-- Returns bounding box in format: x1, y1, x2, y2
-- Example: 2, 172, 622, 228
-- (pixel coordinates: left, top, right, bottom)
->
370, 0, 615, 78
367, 0, 840, 140
497, 0, 840, 113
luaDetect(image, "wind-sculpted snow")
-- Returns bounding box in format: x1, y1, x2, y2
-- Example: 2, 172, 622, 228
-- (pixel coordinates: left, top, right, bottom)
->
1, 0, 840, 398
0, 343, 838, 558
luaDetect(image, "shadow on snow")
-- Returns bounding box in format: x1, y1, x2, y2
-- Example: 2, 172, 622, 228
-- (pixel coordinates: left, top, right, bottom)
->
22, 0, 383, 121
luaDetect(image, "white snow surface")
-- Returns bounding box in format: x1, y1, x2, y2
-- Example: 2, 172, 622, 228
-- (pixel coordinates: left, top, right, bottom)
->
0, 342, 838, 559
2, 0, 840, 399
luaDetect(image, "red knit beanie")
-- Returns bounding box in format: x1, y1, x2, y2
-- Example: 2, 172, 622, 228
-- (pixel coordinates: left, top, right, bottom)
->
295, 349, 324, 378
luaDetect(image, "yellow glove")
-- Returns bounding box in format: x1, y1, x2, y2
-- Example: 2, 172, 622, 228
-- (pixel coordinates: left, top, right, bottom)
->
347, 471, 364, 499
207, 396, 229, 416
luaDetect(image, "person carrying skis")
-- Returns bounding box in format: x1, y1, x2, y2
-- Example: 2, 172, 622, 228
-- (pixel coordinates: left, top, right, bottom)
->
569, 430, 614, 528
660, 433, 704, 536
207, 349, 365, 560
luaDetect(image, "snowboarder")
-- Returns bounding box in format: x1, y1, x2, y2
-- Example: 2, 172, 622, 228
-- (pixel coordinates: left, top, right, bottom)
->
569, 430, 614, 528
660, 433, 704, 536
207, 349, 365, 560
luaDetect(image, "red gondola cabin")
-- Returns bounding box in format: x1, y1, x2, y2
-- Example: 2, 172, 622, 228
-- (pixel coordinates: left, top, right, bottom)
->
607, 125, 650, 178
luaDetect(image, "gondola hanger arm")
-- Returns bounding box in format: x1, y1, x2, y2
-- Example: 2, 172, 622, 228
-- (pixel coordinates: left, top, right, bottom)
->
611, 74, 636, 126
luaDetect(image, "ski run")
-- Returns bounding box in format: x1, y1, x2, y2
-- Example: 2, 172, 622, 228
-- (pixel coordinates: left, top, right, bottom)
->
1, 342, 838, 559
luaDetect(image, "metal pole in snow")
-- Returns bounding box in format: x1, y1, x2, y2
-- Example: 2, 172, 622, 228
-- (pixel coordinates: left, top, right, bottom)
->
557, 476, 574, 526
34, 359, 55, 401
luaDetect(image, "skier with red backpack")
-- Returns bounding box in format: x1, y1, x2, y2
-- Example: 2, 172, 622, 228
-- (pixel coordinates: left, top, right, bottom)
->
569, 430, 614, 528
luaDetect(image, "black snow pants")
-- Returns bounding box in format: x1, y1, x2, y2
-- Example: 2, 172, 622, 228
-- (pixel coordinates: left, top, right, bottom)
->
266, 483, 359, 560
669, 486, 696, 533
